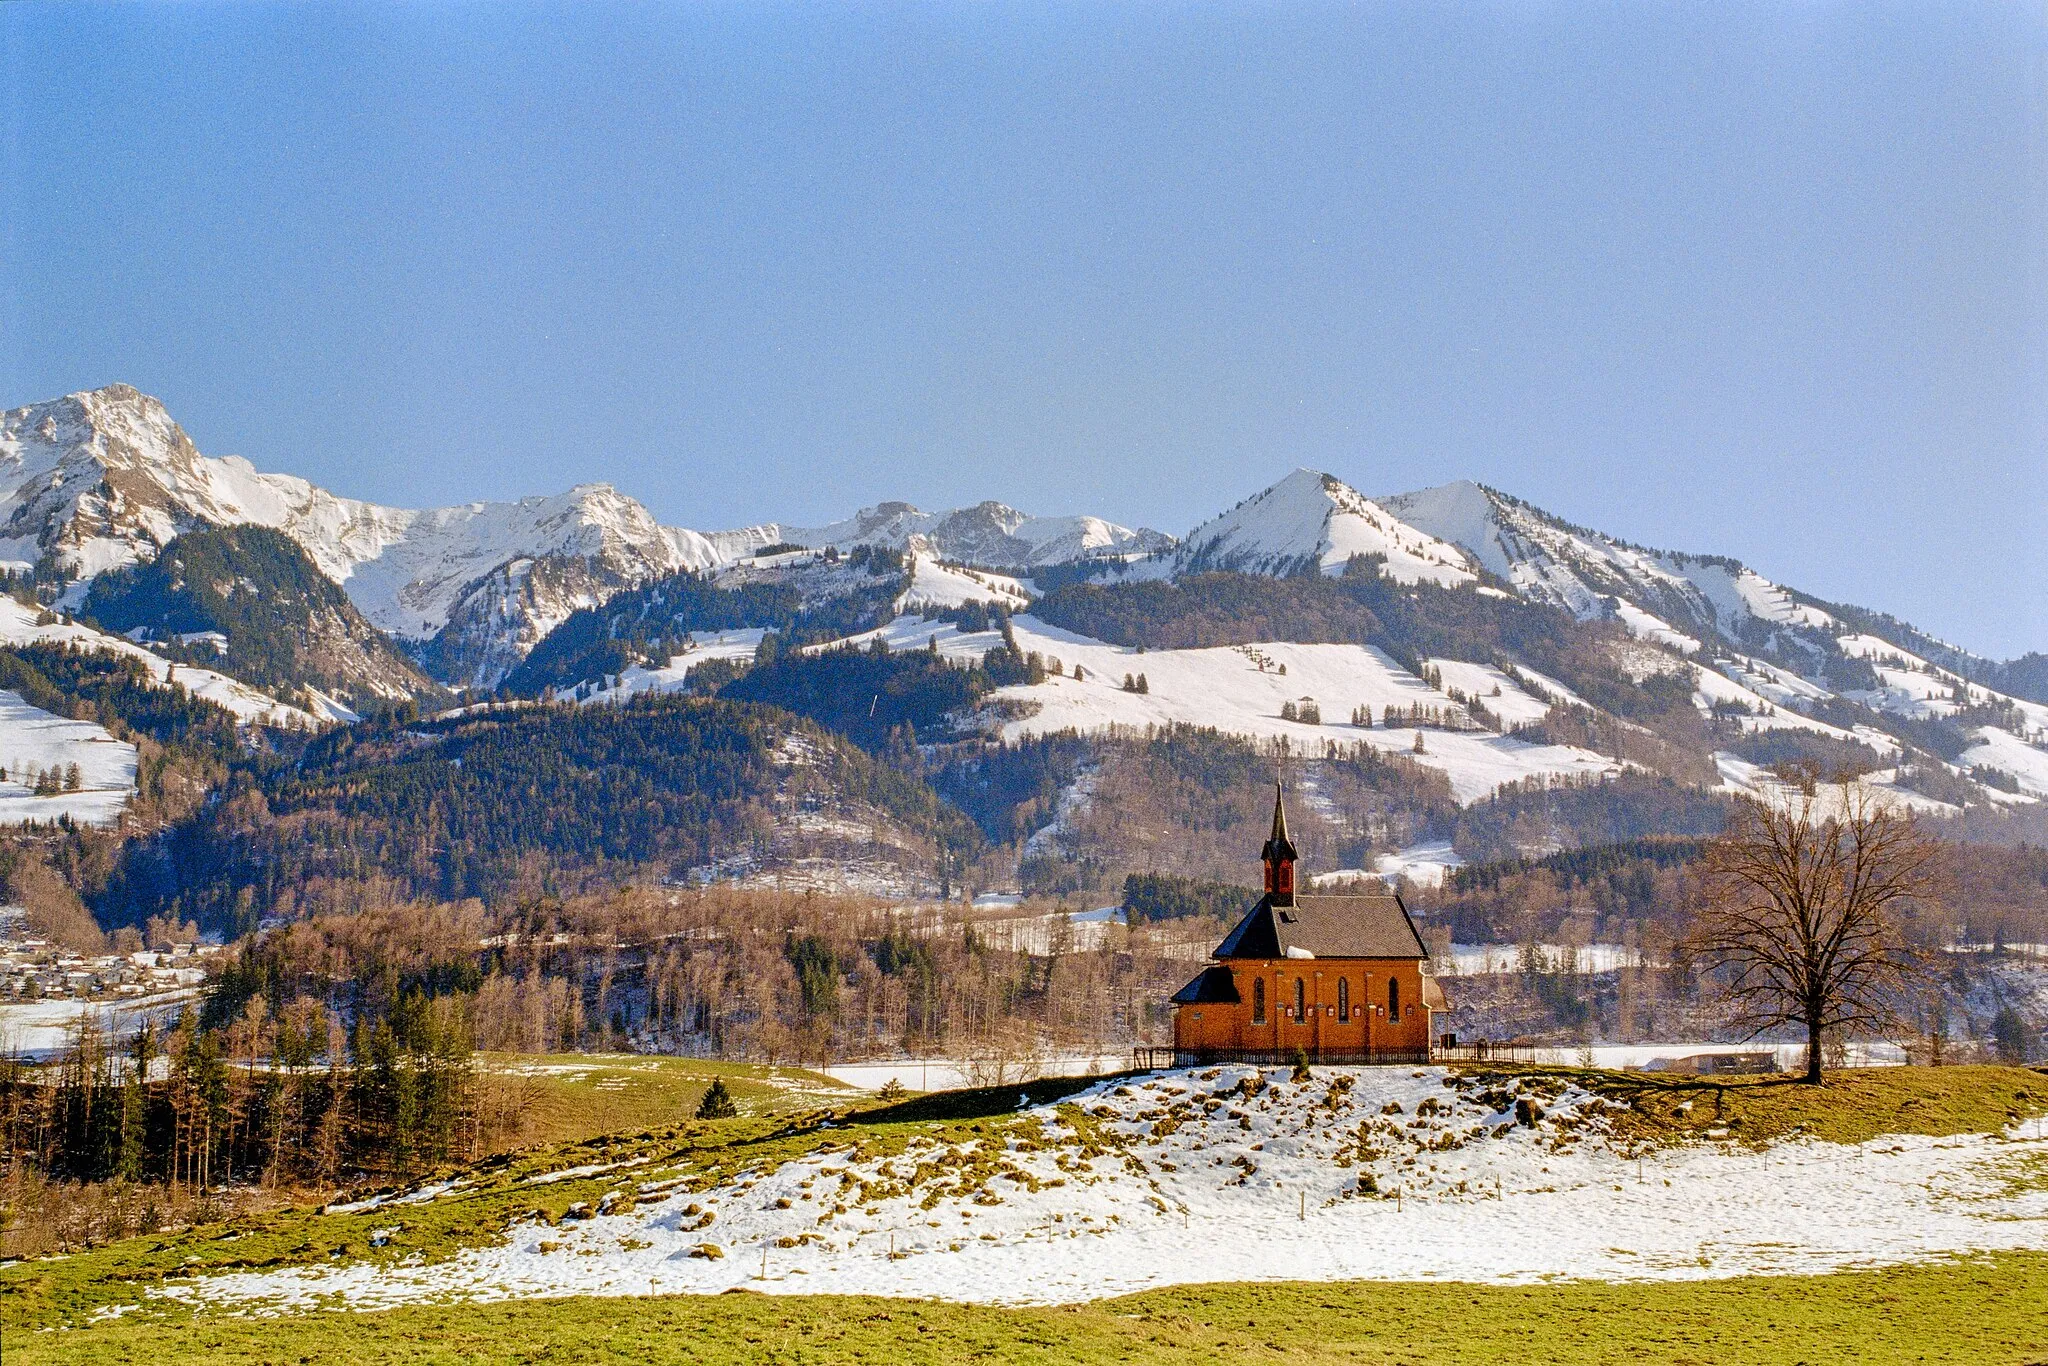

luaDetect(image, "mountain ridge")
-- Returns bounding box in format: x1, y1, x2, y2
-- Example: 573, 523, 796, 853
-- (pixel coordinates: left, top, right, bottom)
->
0, 387, 1175, 687
3, 384, 2041, 701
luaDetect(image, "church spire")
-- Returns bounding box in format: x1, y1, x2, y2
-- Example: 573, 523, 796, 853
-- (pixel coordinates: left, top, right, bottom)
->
1261, 781, 1298, 904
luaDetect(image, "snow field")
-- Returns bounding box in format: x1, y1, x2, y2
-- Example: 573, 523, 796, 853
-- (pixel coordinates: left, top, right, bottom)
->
816, 615, 1623, 804
1347, 839, 1463, 889
898, 558, 1032, 612
990, 621, 1620, 804
573, 630, 767, 706
0, 991, 196, 1061
1423, 659, 1553, 728
1445, 942, 1640, 975
1959, 727, 2048, 798
0, 596, 318, 728
1691, 662, 1874, 748
1610, 602, 1701, 654
0, 690, 137, 827
1710, 753, 1961, 818
158, 1065, 2048, 1315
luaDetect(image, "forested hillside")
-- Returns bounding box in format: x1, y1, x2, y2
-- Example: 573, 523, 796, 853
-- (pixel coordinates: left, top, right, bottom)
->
81, 525, 442, 707
498, 550, 906, 697
100, 696, 980, 936
720, 632, 1042, 753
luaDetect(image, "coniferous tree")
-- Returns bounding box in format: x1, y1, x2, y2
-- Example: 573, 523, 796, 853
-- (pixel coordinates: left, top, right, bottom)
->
695, 1077, 739, 1119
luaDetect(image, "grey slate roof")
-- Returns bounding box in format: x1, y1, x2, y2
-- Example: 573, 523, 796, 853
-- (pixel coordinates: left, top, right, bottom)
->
1169, 965, 1242, 1005
1213, 892, 1428, 961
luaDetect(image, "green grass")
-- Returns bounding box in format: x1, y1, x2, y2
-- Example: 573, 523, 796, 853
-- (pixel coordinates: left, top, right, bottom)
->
1489, 1063, 2048, 1151
477, 1052, 853, 1148
6, 1064, 2044, 1362
0, 1067, 1118, 1335
8, 1253, 2048, 1364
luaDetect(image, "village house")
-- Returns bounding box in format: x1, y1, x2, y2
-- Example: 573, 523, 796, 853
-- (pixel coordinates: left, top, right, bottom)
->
1170, 785, 1446, 1064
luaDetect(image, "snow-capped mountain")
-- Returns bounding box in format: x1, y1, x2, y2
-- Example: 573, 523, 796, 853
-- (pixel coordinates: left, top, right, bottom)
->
0, 387, 777, 687
1381, 480, 1837, 650
773, 499, 1172, 569
1170, 469, 1477, 587
5, 387, 2042, 809
0, 387, 1170, 688
1368, 478, 2048, 801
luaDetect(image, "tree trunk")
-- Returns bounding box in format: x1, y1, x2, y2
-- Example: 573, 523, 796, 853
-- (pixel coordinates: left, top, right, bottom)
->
1804, 1014, 1824, 1084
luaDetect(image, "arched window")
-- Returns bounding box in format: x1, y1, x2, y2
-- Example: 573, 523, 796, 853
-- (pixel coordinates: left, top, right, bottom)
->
1337, 977, 1349, 1020
1252, 978, 1267, 1025
1293, 978, 1306, 1022
1388, 976, 1400, 1020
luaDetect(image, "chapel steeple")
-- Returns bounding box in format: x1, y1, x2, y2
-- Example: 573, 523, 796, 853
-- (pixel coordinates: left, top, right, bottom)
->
1261, 782, 1298, 904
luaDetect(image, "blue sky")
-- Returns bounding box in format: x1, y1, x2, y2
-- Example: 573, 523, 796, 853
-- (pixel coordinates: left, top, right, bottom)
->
4, 2, 2043, 656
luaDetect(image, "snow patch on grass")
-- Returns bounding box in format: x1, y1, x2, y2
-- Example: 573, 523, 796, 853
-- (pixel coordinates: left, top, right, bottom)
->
157, 1067, 2048, 1314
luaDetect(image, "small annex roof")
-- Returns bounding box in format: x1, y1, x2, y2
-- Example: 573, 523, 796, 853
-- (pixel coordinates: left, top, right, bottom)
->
1169, 965, 1241, 1005
1213, 892, 1428, 962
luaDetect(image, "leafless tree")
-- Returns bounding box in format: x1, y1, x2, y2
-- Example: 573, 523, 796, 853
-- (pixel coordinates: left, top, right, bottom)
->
1689, 786, 1942, 1083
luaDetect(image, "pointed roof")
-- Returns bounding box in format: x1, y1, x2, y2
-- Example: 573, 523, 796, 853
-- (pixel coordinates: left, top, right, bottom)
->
1261, 782, 1297, 863
1214, 891, 1428, 961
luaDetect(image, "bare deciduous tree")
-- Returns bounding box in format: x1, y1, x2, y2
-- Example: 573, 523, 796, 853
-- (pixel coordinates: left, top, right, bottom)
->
1690, 786, 1942, 1083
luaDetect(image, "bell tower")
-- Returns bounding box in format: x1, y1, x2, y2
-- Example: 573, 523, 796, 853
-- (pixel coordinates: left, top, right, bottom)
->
1261, 782, 1298, 905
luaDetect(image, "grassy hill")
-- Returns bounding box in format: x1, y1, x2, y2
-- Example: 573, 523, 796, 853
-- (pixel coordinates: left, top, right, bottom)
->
4, 1064, 2045, 1363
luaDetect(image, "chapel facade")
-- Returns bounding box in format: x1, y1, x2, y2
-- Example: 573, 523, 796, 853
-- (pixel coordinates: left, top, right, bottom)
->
1169, 785, 1445, 1064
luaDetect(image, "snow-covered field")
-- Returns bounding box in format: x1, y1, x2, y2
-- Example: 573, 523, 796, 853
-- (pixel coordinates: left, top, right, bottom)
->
1711, 752, 1959, 818
898, 557, 1032, 612
991, 623, 1621, 804
821, 1054, 1129, 1094
967, 905, 1126, 955
575, 630, 766, 706
1371, 840, 1465, 888
0, 990, 196, 1060
0, 689, 137, 827
1446, 942, 1641, 975
154, 1065, 2048, 1314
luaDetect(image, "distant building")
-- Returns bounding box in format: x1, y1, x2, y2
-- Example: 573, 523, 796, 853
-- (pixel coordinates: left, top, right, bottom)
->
1169, 785, 1446, 1064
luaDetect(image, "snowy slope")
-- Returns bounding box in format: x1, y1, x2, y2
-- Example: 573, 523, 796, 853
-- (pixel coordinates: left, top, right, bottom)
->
0, 597, 326, 727
1173, 470, 1475, 586
1709, 753, 1962, 818
567, 631, 766, 706
0, 690, 138, 827
1382, 481, 1784, 637
834, 615, 1618, 804
898, 557, 1034, 612
1425, 659, 1557, 728
158, 1066, 2048, 1313
1958, 728, 2048, 799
